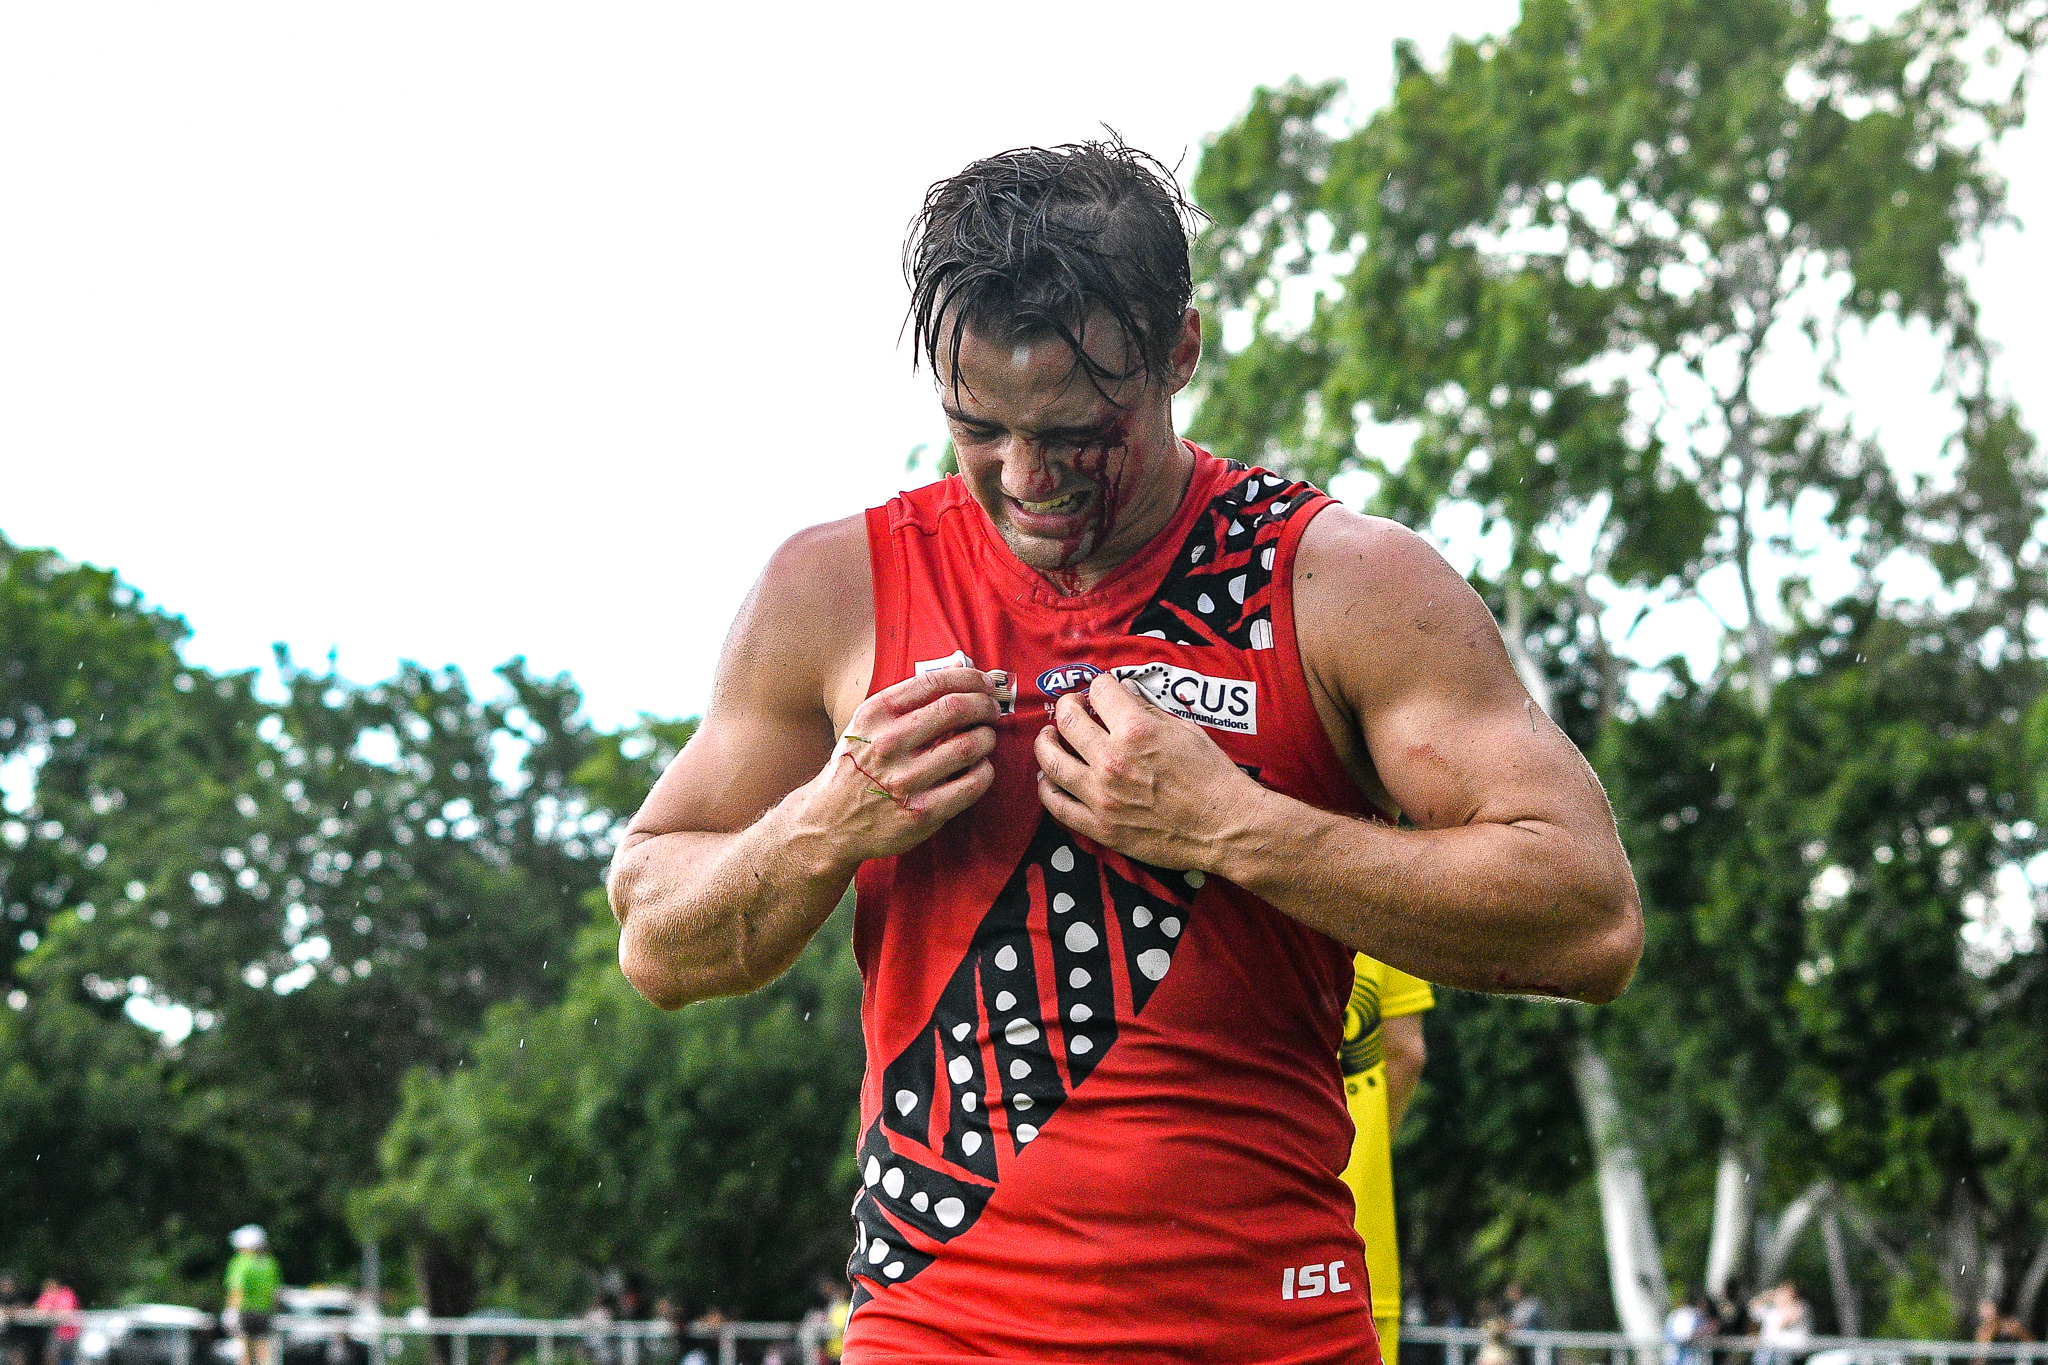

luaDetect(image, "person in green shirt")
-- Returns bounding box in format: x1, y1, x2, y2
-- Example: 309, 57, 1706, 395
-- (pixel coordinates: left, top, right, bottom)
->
224, 1226, 282, 1365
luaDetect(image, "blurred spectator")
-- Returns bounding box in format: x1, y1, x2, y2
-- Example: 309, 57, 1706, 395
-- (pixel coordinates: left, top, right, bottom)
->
1750, 1282, 1811, 1365
1977, 1298, 2035, 1346
224, 1226, 282, 1365
1709, 1285, 1748, 1338
797, 1278, 848, 1364
31, 1279, 78, 1365
580, 1291, 615, 1365
1505, 1284, 1547, 1333
676, 1308, 724, 1365
1474, 1311, 1513, 1365
1664, 1289, 1710, 1365
1, 1272, 33, 1365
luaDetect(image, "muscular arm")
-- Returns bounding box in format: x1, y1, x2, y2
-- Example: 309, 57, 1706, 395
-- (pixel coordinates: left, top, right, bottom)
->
1382, 1013, 1426, 1132
1034, 508, 1641, 1003
609, 518, 998, 1008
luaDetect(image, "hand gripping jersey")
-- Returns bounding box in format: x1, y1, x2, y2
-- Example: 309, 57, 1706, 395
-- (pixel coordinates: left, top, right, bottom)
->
847, 447, 1386, 1365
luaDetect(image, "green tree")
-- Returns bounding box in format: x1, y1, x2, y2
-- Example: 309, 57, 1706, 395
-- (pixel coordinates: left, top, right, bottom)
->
354, 892, 864, 1321
1191, 0, 2045, 1332
1, 532, 696, 1302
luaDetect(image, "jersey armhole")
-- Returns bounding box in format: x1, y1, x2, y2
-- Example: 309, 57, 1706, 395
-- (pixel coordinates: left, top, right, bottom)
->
864, 502, 908, 701
1271, 495, 1396, 823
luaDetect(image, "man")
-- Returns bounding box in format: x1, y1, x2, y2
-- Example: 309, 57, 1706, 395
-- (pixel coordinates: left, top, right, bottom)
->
223, 1226, 281, 1365
609, 139, 1641, 1363
1340, 957, 1432, 1365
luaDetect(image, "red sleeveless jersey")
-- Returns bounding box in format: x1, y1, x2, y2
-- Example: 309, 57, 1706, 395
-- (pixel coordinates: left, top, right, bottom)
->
847, 447, 1384, 1364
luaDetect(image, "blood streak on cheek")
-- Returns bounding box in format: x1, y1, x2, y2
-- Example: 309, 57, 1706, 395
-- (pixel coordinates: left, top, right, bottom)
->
1043, 417, 1134, 594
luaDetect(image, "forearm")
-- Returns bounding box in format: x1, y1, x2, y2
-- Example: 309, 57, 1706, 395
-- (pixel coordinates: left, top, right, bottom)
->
1214, 786, 1641, 1002
609, 788, 855, 1008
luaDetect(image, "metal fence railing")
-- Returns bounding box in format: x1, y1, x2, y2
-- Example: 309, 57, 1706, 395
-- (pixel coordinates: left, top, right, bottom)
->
15, 1309, 2048, 1365
2, 1311, 823, 1365
1402, 1326, 2048, 1365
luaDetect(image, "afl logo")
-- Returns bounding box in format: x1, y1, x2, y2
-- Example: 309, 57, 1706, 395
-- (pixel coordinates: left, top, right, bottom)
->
1037, 662, 1101, 698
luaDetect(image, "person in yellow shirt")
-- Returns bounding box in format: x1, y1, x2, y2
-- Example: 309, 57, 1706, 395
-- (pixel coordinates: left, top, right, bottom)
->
1340, 955, 1433, 1365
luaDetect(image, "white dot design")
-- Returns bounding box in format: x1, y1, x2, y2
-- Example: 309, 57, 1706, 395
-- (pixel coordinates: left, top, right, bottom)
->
1136, 948, 1172, 981
1050, 846, 1075, 873
1016, 1124, 1038, 1143
1229, 574, 1248, 604
1069, 968, 1091, 988
882, 1166, 905, 1199
952, 1021, 973, 1041
1197, 593, 1216, 614
994, 945, 1017, 971
1064, 922, 1099, 953
1131, 905, 1152, 928
936, 1196, 966, 1228
895, 1089, 917, 1116
1005, 1018, 1039, 1046
995, 990, 1016, 1011
864, 1157, 881, 1186
1162, 917, 1181, 939
948, 1056, 972, 1084
961, 1131, 982, 1155
1052, 893, 1075, 914
1249, 618, 1275, 650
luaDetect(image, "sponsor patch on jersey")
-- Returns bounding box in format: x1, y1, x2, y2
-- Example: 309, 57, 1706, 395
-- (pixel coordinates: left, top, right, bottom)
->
1111, 662, 1257, 735
1036, 662, 1102, 698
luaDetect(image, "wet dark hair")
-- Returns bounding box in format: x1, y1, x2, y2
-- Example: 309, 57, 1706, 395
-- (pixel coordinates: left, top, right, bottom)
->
904, 136, 1203, 401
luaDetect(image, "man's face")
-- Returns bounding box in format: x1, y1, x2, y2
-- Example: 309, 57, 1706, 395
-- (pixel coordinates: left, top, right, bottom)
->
937, 310, 1198, 585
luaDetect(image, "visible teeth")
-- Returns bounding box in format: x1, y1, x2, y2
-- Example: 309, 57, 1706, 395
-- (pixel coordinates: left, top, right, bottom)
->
1020, 491, 1084, 515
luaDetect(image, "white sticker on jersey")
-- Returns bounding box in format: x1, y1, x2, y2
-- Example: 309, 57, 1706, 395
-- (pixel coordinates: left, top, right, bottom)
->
914, 649, 974, 675
1112, 662, 1257, 735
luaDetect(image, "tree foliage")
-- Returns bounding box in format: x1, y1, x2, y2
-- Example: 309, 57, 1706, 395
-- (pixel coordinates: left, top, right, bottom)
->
1195, 0, 2047, 1334
0, 531, 693, 1302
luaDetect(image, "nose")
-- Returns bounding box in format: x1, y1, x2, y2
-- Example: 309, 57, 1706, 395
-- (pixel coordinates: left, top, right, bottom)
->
996, 436, 1068, 500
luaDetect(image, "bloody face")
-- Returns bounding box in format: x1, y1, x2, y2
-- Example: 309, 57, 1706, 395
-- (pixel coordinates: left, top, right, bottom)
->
936, 312, 1198, 591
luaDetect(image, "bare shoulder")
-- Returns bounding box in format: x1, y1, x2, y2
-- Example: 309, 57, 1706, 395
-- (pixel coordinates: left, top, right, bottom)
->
1293, 504, 1513, 714
719, 514, 875, 722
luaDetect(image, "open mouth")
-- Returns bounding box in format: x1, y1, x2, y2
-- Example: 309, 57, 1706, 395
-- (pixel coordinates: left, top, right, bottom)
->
1013, 489, 1088, 518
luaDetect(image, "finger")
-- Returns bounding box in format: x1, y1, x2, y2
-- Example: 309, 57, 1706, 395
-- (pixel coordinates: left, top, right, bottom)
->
1033, 724, 1090, 799
1036, 769, 1105, 839
1086, 671, 1158, 730
1052, 689, 1113, 763
890, 723, 999, 794
878, 687, 1002, 758
864, 667, 993, 723
913, 757, 997, 824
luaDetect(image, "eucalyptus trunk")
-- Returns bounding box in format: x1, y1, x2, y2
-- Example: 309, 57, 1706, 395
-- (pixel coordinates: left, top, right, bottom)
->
1571, 1038, 1670, 1340
1705, 1148, 1754, 1301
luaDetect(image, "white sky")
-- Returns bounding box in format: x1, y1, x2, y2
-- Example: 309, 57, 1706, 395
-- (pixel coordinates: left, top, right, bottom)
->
2, 1, 2041, 731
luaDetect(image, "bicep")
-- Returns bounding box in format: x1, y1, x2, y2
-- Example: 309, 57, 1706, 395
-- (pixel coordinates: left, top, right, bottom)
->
1304, 512, 1604, 835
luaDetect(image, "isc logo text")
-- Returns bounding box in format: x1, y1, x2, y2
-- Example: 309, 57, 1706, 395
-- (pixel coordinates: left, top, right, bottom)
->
1280, 1259, 1355, 1300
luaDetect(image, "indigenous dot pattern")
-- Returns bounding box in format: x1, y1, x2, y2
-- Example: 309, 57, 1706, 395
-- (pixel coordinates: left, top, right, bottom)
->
1127, 464, 1320, 650
849, 814, 1200, 1305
